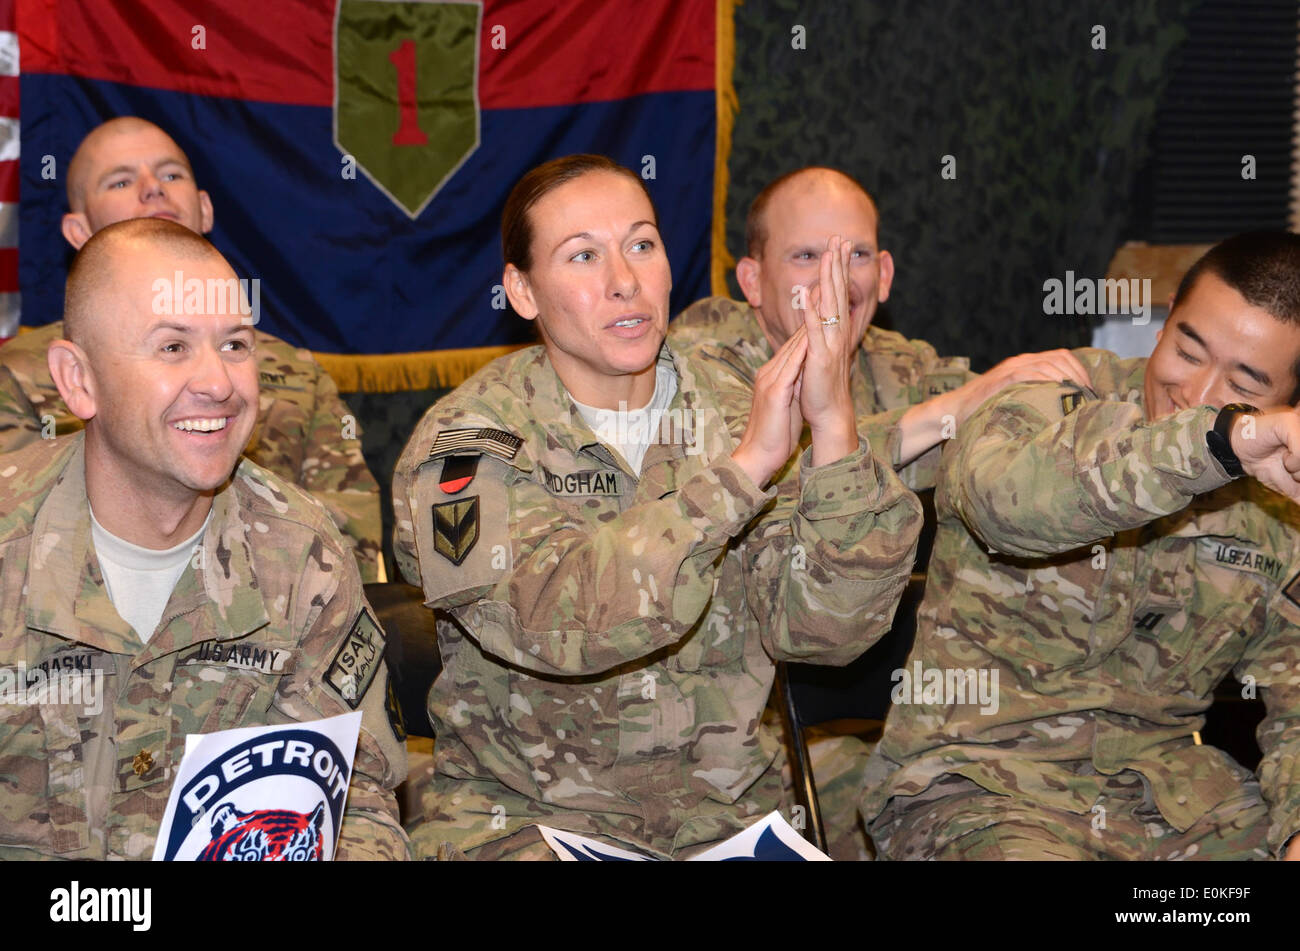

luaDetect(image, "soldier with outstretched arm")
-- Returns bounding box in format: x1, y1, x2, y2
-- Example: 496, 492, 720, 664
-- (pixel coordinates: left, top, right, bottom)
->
863, 232, 1300, 860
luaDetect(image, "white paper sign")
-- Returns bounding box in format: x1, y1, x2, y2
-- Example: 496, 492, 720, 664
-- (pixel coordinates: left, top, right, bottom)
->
538, 811, 831, 861
151, 712, 363, 861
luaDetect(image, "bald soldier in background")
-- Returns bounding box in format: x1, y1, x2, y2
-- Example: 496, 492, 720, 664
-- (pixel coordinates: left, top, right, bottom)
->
670, 166, 1092, 491
0, 117, 384, 581
864, 233, 1300, 860
670, 166, 1092, 858
0, 218, 407, 859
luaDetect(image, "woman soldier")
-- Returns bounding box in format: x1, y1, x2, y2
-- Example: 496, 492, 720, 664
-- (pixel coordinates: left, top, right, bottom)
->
392, 154, 921, 859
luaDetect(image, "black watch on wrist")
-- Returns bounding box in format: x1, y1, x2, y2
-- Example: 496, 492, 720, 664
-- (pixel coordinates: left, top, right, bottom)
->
1205, 403, 1258, 478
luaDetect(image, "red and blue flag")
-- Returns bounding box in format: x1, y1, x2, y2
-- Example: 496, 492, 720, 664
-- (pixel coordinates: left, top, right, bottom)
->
16, 0, 724, 363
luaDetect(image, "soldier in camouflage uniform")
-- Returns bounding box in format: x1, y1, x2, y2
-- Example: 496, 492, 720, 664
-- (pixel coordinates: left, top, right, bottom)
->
670, 167, 1092, 492
863, 232, 1300, 860
671, 167, 1093, 859
0, 117, 383, 580
393, 156, 922, 859
0, 219, 407, 860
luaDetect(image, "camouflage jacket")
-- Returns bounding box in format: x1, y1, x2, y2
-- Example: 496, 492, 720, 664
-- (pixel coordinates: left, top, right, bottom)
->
0, 434, 408, 860
669, 296, 973, 490
393, 342, 922, 858
862, 347, 1300, 856
0, 322, 383, 581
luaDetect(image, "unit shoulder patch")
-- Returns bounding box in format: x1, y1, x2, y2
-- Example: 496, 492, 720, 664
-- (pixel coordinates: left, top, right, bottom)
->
433, 496, 480, 565
325, 609, 386, 709
1283, 570, 1300, 611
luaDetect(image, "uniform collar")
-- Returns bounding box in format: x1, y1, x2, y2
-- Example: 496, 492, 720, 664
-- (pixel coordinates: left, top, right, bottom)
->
25, 438, 269, 664
25, 435, 139, 657
132, 464, 271, 668
534, 341, 702, 466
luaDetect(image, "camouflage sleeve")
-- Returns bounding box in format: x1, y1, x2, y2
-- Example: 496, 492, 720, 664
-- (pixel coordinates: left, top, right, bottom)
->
0, 365, 43, 454
1238, 588, 1300, 857
744, 439, 922, 665
938, 381, 1230, 557
274, 532, 410, 860
858, 405, 910, 476
861, 332, 973, 491
394, 423, 776, 678
298, 363, 384, 583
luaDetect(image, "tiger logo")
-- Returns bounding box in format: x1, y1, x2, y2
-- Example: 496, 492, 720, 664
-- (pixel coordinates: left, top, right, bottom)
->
198, 802, 326, 861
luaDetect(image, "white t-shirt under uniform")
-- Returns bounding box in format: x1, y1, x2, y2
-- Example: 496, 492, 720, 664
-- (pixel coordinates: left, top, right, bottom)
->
89, 508, 211, 644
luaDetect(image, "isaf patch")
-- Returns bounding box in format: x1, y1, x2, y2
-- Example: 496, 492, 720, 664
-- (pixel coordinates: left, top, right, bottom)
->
326, 609, 386, 709
433, 497, 480, 565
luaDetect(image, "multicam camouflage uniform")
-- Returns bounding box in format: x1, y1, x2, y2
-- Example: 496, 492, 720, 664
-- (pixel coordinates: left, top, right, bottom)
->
672, 295, 972, 859
863, 348, 1300, 860
0, 322, 384, 581
670, 296, 973, 491
392, 343, 922, 859
0, 433, 409, 860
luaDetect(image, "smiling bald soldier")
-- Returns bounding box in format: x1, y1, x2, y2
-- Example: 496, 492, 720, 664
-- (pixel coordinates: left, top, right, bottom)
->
865, 233, 1300, 861
0, 117, 384, 581
0, 218, 407, 860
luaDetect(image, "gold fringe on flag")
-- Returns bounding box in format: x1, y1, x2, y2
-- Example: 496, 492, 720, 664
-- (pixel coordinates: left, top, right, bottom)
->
712, 0, 739, 297
312, 344, 526, 394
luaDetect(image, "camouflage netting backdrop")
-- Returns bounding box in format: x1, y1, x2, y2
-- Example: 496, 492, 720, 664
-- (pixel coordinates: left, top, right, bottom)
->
726, 0, 1199, 370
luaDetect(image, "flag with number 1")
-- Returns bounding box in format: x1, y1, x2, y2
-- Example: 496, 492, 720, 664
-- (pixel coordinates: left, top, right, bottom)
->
16, 0, 721, 357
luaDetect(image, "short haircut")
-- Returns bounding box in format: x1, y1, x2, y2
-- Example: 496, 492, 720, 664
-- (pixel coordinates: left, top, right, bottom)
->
65, 117, 191, 212
501, 154, 659, 272
744, 166, 880, 259
64, 217, 223, 345
1174, 232, 1300, 404
1174, 232, 1300, 325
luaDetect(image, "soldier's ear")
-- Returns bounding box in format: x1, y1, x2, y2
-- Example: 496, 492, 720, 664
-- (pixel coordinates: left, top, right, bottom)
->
47, 338, 97, 421
504, 264, 539, 320
198, 190, 214, 234
735, 256, 763, 309
61, 212, 93, 251
876, 250, 895, 303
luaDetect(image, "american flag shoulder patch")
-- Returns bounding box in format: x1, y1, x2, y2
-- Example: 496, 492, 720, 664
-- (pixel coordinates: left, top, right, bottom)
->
428, 427, 522, 463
